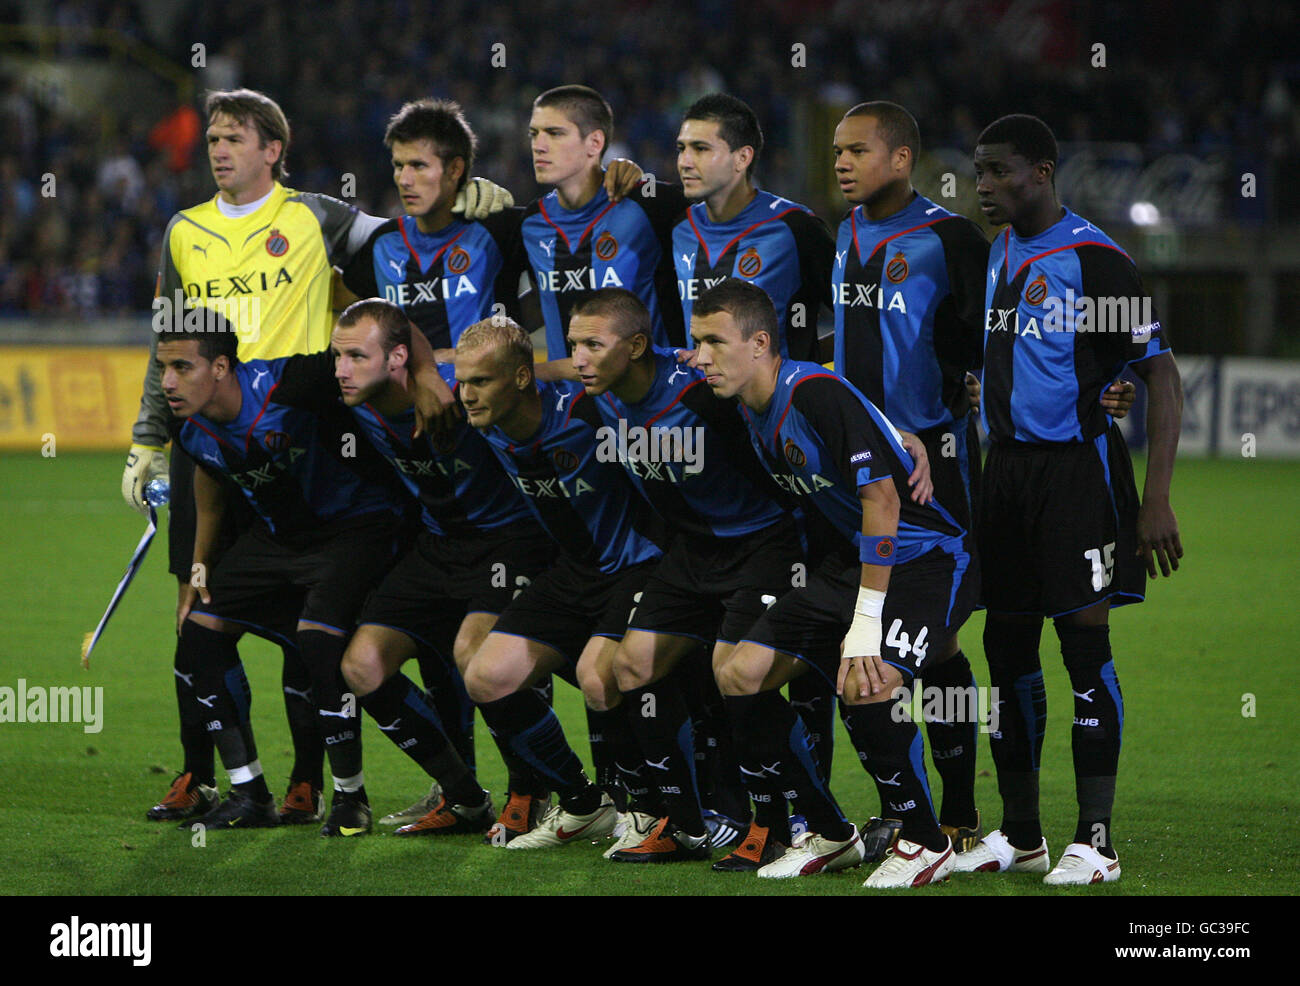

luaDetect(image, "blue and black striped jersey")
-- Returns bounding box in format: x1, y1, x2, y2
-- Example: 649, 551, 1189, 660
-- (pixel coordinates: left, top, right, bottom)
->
590, 348, 787, 539
673, 190, 835, 361
479, 380, 663, 573
738, 360, 965, 563
981, 208, 1170, 444
833, 193, 988, 433
340, 211, 523, 351
172, 357, 402, 535
521, 181, 688, 358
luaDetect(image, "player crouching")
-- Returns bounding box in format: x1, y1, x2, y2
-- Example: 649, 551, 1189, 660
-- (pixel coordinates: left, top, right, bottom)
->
693, 281, 979, 887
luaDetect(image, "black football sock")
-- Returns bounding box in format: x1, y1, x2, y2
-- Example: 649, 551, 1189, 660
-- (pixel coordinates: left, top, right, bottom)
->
623, 673, 705, 835
588, 705, 661, 815
688, 653, 751, 823
918, 649, 980, 829
984, 620, 1047, 849
417, 649, 477, 774
842, 700, 945, 852
173, 638, 215, 787
478, 691, 598, 812
486, 725, 550, 799
788, 672, 836, 787
185, 621, 264, 796
359, 672, 483, 806
725, 689, 852, 842
720, 693, 789, 842
298, 630, 363, 793
281, 644, 324, 791
1058, 623, 1123, 857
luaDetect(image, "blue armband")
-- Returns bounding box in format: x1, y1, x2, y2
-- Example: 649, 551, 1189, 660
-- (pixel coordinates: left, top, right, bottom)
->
858, 534, 898, 565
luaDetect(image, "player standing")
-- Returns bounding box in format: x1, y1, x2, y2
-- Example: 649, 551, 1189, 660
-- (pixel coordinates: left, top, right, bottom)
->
674, 93, 835, 360
830, 101, 991, 854
954, 115, 1182, 884
522, 85, 689, 365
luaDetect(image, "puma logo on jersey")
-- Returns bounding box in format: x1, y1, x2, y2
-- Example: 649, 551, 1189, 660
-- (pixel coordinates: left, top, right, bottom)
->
196, 694, 217, 708
835, 250, 847, 268
540, 238, 555, 257
667, 365, 689, 385
926, 205, 942, 215
388, 259, 405, 277
378, 719, 402, 732
646, 757, 671, 771
680, 252, 696, 267
1072, 221, 1098, 236
251, 367, 270, 390
739, 762, 782, 778
283, 685, 312, 701
174, 670, 194, 687
875, 772, 902, 786
192, 243, 209, 257
784, 368, 801, 385
318, 708, 353, 719
1073, 689, 1096, 703
555, 390, 571, 413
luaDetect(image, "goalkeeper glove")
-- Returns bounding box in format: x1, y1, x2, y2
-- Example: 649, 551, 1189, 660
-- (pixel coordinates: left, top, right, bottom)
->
122, 444, 167, 516
453, 177, 514, 219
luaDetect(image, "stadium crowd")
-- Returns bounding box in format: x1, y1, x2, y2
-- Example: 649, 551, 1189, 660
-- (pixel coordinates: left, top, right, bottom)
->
1, 0, 1296, 317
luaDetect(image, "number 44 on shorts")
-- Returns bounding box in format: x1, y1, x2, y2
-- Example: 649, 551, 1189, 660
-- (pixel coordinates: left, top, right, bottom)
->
885, 620, 928, 667
1084, 542, 1116, 592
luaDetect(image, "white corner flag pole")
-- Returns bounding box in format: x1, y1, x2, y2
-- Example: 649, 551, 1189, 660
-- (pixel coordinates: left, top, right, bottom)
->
81, 505, 159, 669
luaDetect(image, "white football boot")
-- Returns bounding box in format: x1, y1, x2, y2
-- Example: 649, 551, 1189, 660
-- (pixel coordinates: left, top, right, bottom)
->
952, 829, 1050, 873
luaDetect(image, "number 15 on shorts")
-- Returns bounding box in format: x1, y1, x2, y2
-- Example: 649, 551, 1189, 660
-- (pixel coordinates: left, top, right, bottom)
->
1084, 542, 1115, 592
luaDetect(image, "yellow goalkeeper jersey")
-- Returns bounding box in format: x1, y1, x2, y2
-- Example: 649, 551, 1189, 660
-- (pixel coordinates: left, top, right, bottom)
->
133, 183, 383, 446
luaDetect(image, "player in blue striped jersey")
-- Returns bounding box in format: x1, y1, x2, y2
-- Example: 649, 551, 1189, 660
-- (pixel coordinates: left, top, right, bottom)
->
673, 93, 835, 362
339, 100, 525, 360
157, 323, 405, 835
435, 317, 667, 850
691, 280, 978, 887
831, 101, 992, 856
955, 114, 1183, 886
566, 288, 805, 866
522, 86, 689, 363
271, 299, 554, 841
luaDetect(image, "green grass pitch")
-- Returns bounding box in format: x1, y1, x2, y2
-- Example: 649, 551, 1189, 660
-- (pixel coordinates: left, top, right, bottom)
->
1, 451, 1296, 896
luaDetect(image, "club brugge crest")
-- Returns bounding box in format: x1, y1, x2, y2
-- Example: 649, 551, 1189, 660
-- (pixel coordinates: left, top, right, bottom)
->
737, 247, 762, 277
265, 229, 289, 257
1024, 274, 1048, 306
446, 246, 471, 274
264, 430, 291, 452
783, 437, 806, 468
886, 251, 908, 283
552, 448, 579, 471
595, 231, 619, 261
